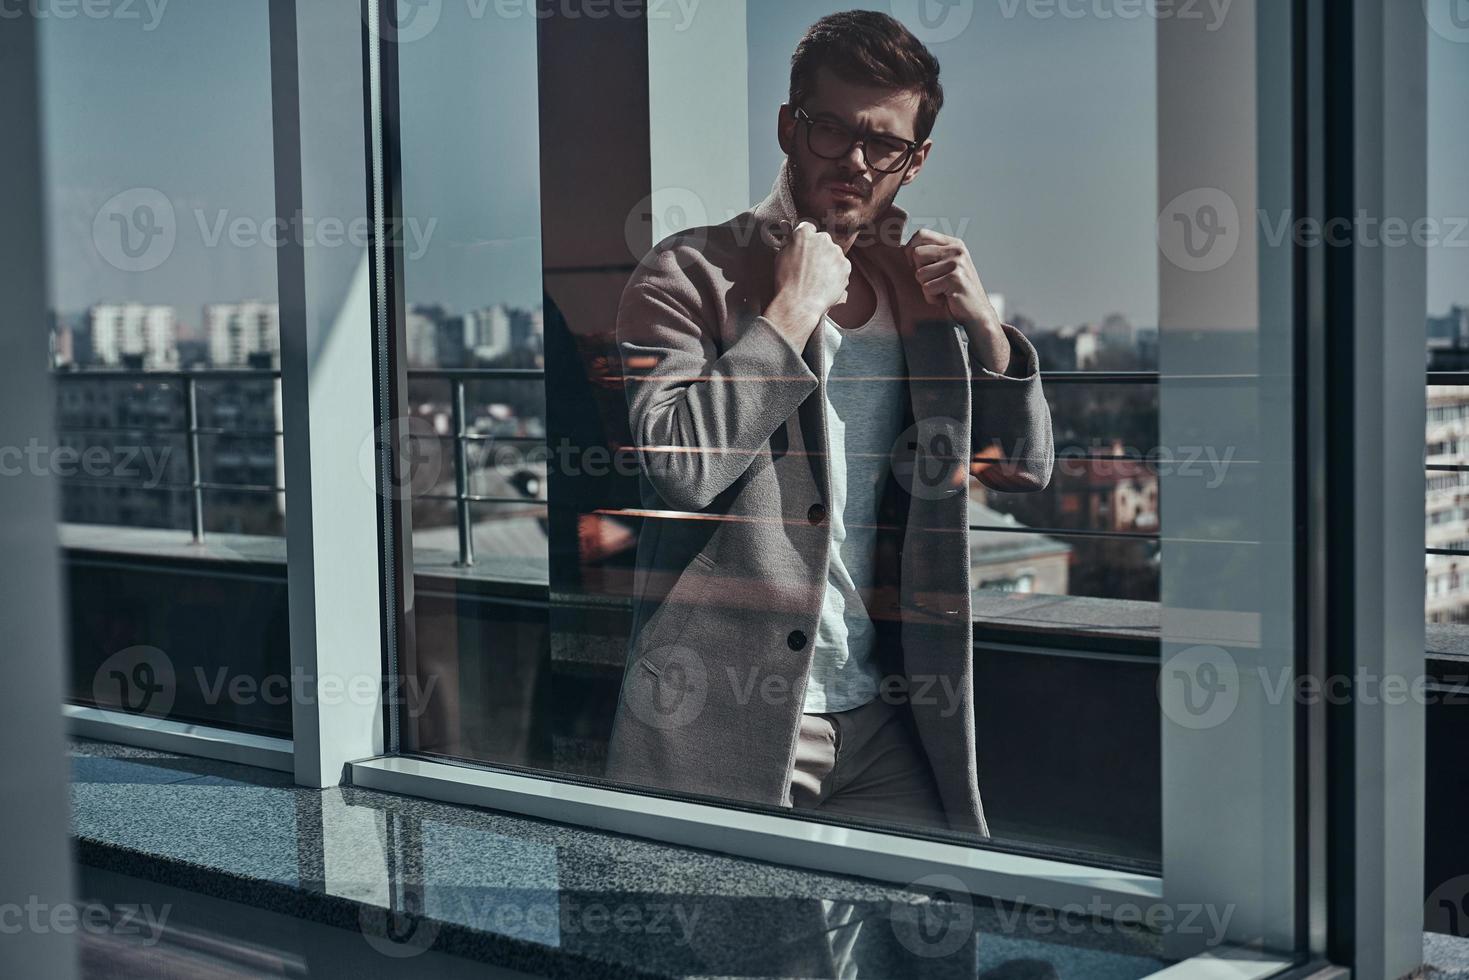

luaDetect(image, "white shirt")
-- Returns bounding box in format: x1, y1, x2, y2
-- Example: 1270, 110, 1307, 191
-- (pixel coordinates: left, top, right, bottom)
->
803, 281, 907, 713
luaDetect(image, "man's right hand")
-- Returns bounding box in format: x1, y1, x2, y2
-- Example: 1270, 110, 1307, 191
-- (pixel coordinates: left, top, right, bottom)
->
763, 221, 851, 350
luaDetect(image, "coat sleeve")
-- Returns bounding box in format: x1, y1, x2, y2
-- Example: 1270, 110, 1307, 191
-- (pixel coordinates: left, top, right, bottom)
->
617, 244, 820, 512
968, 322, 1054, 492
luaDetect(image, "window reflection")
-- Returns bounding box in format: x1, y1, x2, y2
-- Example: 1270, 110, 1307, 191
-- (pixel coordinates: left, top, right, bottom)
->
42, 2, 290, 735
387, 3, 1176, 867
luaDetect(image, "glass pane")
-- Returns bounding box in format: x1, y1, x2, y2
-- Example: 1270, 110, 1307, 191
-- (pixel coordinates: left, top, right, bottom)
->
1426, 8, 1469, 941
41, 1, 290, 736
388, 6, 1301, 967
1425, 15, 1469, 634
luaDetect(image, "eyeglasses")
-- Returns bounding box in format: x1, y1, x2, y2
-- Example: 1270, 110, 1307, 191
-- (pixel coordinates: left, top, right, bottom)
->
792, 106, 919, 175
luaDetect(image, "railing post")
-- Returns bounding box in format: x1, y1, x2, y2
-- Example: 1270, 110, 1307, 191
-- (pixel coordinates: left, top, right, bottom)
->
183, 374, 204, 543
274, 373, 286, 519
452, 376, 474, 567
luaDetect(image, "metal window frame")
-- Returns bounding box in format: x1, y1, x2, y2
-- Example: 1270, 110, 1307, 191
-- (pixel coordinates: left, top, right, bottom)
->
1315, 0, 1428, 975
63, 706, 293, 773
348, 4, 1333, 977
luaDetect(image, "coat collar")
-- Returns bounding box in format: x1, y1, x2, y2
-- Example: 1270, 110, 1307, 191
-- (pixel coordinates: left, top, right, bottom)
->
749, 158, 912, 255
748, 159, 969, 413
748, 157, 957, 333
748, 157, 953, 339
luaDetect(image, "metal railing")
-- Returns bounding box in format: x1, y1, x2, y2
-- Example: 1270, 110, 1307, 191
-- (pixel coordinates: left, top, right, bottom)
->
53, 368, 284, 544
47, 365, 1298, 565
406, 366, 548, 567
968, 370, 1172, 547
50, 366, 552, 564
48, 364, 1463, 626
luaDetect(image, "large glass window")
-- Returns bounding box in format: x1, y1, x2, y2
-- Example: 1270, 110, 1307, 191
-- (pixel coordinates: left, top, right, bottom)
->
42, 1, 291, 737
389, 1, 553, 765
1424, 3, 1469, 941
1425, 16, 1469, 630
379, 0, 1297, 895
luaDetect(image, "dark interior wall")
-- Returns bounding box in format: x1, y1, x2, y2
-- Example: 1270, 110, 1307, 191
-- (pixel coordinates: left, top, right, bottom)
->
537, 1, 651, 602
1425, 670, 1469, 934
67, 554, 292, 737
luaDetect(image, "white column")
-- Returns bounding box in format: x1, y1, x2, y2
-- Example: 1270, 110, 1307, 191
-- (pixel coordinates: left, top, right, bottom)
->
1155, 0, 1297, 957
272, 0, 385, 787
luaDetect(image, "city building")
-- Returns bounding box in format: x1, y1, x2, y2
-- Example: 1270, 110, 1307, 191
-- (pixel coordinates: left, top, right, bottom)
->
406, 304, 440, 367
509, 305, 545, 354
205, 301, 281, 369
465, 304, 513, 361
408, 303, 546, 368
1058, 440, 1161, 535
1429, 304, 1469, 348
1038, 324, 1103, 371
969, 488, 1071, 595
1100, 312, 1135, 350
1134, 326, 1159, 369
50, 315, 74, 369
88, 303, 178, 370
1426, 386, 1469, 623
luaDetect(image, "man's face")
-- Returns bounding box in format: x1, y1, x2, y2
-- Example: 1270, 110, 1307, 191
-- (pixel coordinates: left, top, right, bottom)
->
778, 66, 932, 240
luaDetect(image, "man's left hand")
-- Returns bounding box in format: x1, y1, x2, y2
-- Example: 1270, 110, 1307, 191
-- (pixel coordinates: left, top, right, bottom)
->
905, 228, 1011, 375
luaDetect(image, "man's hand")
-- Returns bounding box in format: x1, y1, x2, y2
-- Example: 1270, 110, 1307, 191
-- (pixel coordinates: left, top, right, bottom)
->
905, 228, 1011, 376
764, 221, 851, 350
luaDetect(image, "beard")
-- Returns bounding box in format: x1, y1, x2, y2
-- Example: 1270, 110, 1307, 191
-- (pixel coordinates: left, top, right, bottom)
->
786, 152, 902, 240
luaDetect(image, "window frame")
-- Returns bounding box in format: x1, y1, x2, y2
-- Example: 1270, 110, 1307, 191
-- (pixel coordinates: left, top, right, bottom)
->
46, 0, 1430, 975
360, 0, 1312, 969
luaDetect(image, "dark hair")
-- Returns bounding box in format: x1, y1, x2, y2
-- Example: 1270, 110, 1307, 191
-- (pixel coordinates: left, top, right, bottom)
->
789, 10, 945, 144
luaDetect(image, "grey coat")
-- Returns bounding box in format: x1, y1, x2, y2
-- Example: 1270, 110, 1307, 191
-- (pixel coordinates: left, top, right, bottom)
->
605, 162, 1054, 836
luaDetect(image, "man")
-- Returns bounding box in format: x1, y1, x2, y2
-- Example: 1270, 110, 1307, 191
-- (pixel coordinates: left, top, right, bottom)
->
606, 10, 1053, 838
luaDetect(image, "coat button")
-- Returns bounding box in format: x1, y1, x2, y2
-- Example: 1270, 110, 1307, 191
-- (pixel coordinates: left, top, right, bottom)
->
807, 503, 827, 525
787, 630, 808, 651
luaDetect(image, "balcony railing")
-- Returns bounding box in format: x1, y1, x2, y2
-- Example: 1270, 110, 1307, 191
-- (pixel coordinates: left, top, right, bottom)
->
406, 366, 547, 567
53, 368, 284, 543
47, 367, 1305, 573
967, 370, 1252, 549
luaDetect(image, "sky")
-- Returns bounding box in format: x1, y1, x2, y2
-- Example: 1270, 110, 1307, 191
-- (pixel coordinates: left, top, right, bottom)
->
1429, 23, 1469, 318
40, 0, 280, 330
37, 0, 1469, 330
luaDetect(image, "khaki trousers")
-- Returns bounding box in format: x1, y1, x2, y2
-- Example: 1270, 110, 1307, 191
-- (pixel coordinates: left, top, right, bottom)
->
787, 694, 950, 833
784, 697, 966, 978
